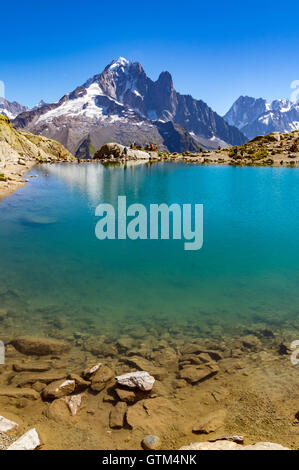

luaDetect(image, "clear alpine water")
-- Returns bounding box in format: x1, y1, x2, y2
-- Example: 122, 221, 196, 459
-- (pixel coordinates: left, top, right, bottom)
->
0, 162, 298, 340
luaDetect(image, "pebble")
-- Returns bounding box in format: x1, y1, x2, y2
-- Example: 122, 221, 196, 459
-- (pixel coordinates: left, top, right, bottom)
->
142, 435, 161, 450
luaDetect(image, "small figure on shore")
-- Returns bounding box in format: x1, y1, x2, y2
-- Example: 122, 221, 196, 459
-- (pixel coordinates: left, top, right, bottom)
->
124, 147, 128, 156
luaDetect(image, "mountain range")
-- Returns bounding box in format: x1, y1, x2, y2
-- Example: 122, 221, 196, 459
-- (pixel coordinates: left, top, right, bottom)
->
3, 59, 299, 155
224, 96, 299, 140
11, 57, 246, 156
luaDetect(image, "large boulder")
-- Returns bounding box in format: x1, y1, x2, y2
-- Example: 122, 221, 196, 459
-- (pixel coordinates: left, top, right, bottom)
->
94, 143, 151, 160
94, 143, 125, 159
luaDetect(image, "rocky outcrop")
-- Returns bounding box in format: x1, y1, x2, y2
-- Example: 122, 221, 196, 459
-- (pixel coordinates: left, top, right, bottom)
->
0, 114, 74, 198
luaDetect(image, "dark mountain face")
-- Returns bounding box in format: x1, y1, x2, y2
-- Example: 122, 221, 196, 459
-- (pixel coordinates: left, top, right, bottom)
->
13, 57, 246, 155
224, 96, 299, 140
0, 98, 29, 119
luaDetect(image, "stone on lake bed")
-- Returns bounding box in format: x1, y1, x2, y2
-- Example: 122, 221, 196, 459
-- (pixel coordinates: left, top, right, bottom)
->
142, 435, 161, 450
90, 366, 114, 392
7, 428, 42, 450
0, 416, 19, 434
11, 336, 70, 356
11, 370, 68, 387
0, 387, 40, 401
192, 409, 227, 434
179, 363, 219, 384
109, 402, 127, 429
21, 215, 57, 226
82, 362, 102, 379
13, 362, 51, 373
115, 387, 136, 404
64, 394, 83, 416
42, 379, 75, 400
116, 371, 155, 391
68, 373, 91, 392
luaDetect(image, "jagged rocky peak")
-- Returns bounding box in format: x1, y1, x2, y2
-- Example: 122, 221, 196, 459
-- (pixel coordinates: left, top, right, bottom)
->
224, 96, 268, 129
33, 100, 48, 110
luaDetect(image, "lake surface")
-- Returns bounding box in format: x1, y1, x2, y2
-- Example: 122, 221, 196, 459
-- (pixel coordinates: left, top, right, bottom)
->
0, 162, 298, 340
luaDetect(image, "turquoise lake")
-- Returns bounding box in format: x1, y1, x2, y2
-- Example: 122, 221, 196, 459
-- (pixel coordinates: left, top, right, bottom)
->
0, 162, 298, 339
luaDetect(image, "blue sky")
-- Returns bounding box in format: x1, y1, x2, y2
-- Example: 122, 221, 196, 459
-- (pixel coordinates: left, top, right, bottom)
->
1, 0, 299, 115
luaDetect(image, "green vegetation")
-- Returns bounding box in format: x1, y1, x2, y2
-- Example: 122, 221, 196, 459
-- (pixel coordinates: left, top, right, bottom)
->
0, 173, 8, 182
251, 149, 268, 160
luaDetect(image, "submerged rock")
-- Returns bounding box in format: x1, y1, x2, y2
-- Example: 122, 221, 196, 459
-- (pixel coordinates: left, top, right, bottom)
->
81, 362, 102, 379
11, 370, 67, 387
90, 365, 114, 392
68, 373, 90, 392
7, 428, 42, 450
192, 409, 227, 434
115, 387, 136, 404
64, 394, 83, 416
179, 363, 218, 384
116, 371, 155, 392
0, 387, 40, 400
42, 379, 75, 400
13, 362, 51, 373
21, 215, 57, 226
109, 402, 127, 429
126, 397, 177, 433
11, 336, 70, 356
